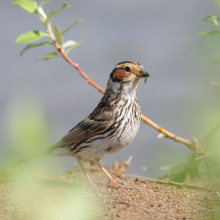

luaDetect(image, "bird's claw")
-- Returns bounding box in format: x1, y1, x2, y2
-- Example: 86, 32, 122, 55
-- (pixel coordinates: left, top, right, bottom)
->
109, 179, 127, 189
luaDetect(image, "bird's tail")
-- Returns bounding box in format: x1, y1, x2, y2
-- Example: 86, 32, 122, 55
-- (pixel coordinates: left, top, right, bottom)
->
12, 144, 58, 167
0, 144, 59, 175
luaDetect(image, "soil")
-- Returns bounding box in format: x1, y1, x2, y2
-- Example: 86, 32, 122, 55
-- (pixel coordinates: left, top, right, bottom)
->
0, 166, 220, 220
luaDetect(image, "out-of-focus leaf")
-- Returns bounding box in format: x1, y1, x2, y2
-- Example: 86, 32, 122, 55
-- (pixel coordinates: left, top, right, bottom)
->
63, 40, 77, 48
16, 31, 49, 44
45, 3, 70, 25
204, 16, 219, 27
196, 30, 220, 35
213, 59, 220, 64
197, 30, 220, 46
38, 0, 50, 24
215, 0, 220, 7
54, 25, 64, 46
40, 0, 50, 6
200, 35, 210, 47
203, 119, 220, 151
20, 41, 52, 55
61, 20, 83, 35
12, 0, 38, 14
1, 94, 50, 170
38, 5, 47, 23
37, 52, 59, 61
65, 40, 85, 54
204, 16, 216, 22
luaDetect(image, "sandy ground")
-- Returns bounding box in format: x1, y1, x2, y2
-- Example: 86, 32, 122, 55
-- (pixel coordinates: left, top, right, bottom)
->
0, 165, 220, 220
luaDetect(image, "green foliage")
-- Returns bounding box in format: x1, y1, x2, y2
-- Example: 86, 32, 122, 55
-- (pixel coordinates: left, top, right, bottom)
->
197, 1, 220, 64
197, 30, 220, 35
204, 16, 220, 26
37, 51, 60, 61
215, 0, 220, 7
0, 95, 95, 219
54, 25, 64, 46
20, 41, 52, 55
61, 20, 83, 35
16, 30, 49, 44
65, 40, 85, 54
13, 0, 84, 59
12, 0, 38, 14
45, 3, 70, 26
0, 95, 50, 170
40, 0, 50, 6
213, 59, 220, 64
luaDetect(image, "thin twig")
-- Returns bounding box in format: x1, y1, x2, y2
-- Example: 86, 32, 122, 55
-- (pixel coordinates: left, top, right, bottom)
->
56, 160, 217, 192
140, 115, 193, 149
124, 173, 217, 192
46, 24, 193, 150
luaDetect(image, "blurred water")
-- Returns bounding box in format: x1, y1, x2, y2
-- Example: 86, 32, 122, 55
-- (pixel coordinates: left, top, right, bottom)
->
1, 0, 220, 178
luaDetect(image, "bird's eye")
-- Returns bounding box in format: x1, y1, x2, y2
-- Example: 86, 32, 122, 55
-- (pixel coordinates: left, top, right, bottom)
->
124, 66, 131, 72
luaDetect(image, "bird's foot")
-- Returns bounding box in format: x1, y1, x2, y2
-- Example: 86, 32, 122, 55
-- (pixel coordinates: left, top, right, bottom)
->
108, 179, 127, 189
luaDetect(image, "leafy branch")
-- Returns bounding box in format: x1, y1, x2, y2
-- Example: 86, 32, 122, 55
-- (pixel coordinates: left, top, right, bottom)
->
197, 0, 220, 64
12, 0, 196, 150
197, 0, 220, 90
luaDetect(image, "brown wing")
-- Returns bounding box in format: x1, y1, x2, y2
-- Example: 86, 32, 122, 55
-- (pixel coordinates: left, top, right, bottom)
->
59, 108, 113, 148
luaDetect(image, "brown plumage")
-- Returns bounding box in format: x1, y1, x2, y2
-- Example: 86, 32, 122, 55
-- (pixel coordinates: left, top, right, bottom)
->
11, 61, 150, 189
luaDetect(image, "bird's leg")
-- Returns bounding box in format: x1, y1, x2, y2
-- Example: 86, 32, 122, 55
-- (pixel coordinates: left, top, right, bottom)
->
77, 156, 98, 189
95, 160, 127, 189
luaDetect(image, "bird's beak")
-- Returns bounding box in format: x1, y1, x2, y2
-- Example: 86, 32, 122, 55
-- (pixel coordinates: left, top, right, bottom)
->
137, 70, 150, 78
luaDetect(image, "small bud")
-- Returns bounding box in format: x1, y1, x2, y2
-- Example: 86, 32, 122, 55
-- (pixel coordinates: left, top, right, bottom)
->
157, 133, 166, 139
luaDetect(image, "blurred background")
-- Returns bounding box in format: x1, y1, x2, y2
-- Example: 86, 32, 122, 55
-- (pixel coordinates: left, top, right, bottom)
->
1, 0, 220, 178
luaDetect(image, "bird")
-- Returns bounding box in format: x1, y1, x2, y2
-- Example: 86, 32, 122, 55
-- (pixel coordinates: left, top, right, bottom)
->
8, 61, 150, 189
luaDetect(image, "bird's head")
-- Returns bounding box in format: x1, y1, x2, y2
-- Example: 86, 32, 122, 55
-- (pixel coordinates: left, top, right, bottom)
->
108, 61, 150, 94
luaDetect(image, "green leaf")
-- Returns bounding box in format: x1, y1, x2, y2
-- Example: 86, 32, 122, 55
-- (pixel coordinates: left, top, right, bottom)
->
204, 16, 215, 22
204, 16, 219, 27
215, 0, 220, 7
37, 0, 50, 24
200, 35, 210, 47
63, 40, 77, 48
38, 9, 47, 24
38, 3, 47, 23
37, 52, 59, 61
213, 59, 220, 64
197, 30, 220, 46
65, 40, 85, 54
12, 0, 38, 14
54, 25, 64, 46
61, 20, 83, 35
40, 0, 50, 6
45, 3, 70, 25
16, 30, 49, 44
20, 41, 52, 55
196, 30, 220, 35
